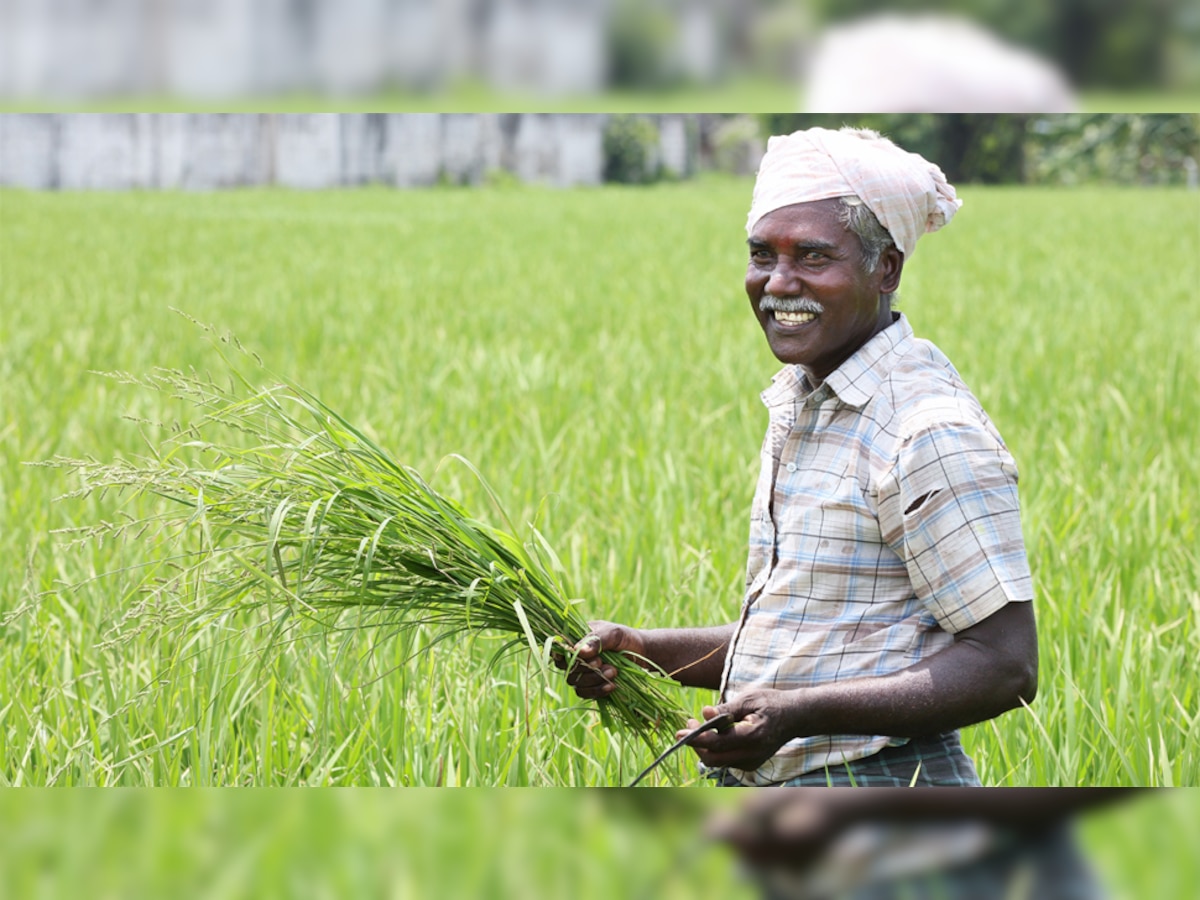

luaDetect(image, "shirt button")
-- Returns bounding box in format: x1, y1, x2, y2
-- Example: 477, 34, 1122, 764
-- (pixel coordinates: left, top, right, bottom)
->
786, 462, 797, 472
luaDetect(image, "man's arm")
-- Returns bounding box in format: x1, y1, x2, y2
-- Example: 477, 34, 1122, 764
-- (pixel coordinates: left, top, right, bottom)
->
566, 621, 737, 694
684, 600, 1037, 771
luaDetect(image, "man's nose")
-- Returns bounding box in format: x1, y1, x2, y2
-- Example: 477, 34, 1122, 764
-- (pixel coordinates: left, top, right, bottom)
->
766, 256, 803, 294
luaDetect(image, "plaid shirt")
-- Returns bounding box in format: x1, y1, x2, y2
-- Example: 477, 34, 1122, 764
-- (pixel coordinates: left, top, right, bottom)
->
717, 314, 1033, 785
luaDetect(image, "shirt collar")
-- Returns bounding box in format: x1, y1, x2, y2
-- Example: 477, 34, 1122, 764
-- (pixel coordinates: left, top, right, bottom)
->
761, 313, 913, 410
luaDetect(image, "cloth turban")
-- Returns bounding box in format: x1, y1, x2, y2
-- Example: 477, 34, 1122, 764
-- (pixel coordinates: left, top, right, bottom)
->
746, 126, 962, 259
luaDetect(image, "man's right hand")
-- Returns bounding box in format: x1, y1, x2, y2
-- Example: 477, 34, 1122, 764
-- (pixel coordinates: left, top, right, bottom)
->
563, 620, 647, 700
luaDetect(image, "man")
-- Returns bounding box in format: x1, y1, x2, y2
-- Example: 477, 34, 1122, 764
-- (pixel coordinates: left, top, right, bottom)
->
567, 126, 1038, 786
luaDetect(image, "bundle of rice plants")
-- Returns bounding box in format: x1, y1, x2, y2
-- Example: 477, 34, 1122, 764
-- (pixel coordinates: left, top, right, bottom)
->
42, 321, 688, 760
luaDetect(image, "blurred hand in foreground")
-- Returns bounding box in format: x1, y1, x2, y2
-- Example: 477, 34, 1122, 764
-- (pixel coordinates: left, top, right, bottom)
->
708, 789, 847, 870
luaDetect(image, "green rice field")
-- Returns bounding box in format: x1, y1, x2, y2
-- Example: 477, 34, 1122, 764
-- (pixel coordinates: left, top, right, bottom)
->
1, 180, 1197, 790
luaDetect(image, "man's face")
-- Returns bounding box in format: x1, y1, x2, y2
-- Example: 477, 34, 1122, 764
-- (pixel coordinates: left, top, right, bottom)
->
746, 199, 901, 380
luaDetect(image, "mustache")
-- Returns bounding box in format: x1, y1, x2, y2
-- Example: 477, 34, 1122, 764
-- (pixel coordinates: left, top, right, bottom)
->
759, 294, 824, 315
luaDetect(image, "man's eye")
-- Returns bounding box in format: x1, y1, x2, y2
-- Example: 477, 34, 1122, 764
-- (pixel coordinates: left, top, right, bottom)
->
802, 251, 825, 262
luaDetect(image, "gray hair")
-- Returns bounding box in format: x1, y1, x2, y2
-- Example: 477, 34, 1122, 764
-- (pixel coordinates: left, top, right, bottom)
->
838, 195, 898, 304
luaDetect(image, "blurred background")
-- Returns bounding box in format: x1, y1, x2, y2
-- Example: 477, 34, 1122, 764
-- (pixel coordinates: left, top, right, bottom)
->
0, 789, 1196, 899
0, 0, 1197, 111
3, 112, 1197, 189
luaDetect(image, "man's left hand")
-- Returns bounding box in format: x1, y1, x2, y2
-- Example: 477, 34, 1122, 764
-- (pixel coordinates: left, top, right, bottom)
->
679, 690, 800, 771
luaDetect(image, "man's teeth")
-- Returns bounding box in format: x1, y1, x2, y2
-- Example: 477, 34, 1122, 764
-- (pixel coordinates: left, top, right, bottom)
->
775, 311, 816, 325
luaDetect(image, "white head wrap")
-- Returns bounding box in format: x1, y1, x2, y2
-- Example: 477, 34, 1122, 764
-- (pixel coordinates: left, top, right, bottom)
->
746, 126, 962, 259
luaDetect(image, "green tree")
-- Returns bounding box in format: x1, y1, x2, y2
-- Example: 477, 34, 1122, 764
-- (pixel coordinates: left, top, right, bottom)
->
756, 113, 1200, 186
1027, 113, 1200, 184
603, 115, 662, 184
758, 114, 1028, 184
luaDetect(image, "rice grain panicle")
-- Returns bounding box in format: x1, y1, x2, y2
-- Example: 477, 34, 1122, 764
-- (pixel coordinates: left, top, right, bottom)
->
43, 316, 688, 762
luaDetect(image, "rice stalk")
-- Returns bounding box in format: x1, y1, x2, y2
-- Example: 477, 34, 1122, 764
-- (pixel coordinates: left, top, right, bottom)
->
42, 329, 688, 758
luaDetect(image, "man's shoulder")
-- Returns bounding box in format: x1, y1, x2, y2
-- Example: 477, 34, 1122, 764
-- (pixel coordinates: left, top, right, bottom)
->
866, 337, 993, 443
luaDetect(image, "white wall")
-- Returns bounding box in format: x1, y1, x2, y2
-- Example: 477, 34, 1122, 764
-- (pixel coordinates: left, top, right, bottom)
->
0, 113, 696, 190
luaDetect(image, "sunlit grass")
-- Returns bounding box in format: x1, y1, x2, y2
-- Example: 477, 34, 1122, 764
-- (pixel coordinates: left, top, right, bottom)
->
0, 790, 754, 899
1, 181, 1196, 785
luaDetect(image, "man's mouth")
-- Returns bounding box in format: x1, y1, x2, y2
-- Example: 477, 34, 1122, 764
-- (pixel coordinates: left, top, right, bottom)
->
774, 310, 817, 326
760, 294, 822, 328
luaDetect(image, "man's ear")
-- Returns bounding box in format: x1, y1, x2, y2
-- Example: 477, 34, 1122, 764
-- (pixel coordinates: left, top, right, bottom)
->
879, 247, 904, 294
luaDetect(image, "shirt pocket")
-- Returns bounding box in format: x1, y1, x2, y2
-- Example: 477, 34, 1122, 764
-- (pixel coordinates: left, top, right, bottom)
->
775, 461, 873, 542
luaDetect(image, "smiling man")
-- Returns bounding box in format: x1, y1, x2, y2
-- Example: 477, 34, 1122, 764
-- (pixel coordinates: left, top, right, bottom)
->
567, 126, 1038, 786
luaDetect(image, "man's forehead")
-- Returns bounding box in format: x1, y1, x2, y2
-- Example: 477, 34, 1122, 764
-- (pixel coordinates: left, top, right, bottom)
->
747, 199, 851, 243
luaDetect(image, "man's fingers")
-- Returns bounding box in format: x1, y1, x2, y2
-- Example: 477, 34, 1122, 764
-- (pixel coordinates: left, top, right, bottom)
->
574, 633, 603, 660
565, 658, 598, 686
684, 719, 776, 771
575, 621, 643, 660
576, 685, 616, 700
566, 658, 617, 696
688, 721, 739, 750
685, 720, 760, 762
563, 622, 645, 700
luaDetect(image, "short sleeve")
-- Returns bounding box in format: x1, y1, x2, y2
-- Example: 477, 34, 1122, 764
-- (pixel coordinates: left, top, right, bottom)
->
877, 419, 1033, 633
